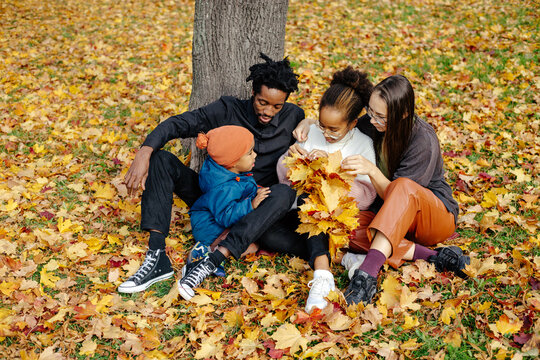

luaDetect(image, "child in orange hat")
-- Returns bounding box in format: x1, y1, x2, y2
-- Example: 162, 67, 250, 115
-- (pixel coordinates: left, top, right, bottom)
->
179, 126, 270, 300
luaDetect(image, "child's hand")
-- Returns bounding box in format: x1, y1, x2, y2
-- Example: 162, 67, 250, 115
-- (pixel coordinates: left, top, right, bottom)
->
251, 187, 271, 209
288, 143, 308, 157
308, 149, 328, 160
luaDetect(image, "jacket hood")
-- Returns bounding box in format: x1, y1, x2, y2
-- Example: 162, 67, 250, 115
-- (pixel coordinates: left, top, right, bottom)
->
199, 157, 254, 193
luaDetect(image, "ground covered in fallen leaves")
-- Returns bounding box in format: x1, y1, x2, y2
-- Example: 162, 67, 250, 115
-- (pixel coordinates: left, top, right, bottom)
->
0, 0, 539, 359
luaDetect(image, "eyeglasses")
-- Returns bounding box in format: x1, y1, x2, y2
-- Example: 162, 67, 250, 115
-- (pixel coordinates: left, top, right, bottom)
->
316, 122, 343, 140
366, 106, 386, 126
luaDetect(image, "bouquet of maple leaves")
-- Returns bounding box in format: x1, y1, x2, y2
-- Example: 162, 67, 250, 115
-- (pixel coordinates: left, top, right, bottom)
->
284, 151, 360, 259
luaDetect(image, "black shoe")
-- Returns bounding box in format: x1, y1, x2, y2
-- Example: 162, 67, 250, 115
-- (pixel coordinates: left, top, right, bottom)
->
117, 249, 174, 293
344, 269, 378, 305
428, 246, 470, 279
177, 256, 216, 300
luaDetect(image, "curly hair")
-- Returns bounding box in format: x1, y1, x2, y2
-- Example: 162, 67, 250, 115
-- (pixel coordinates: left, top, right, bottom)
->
319, 66, 373, 123
246, 53, 299, 96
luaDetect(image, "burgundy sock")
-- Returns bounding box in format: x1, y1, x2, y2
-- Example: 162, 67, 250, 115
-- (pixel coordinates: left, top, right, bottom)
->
412, 244, 437, 261
358, 249, 387, 278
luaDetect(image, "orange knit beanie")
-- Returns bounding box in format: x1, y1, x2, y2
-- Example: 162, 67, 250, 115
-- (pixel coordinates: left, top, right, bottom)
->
196, 125, 254, 168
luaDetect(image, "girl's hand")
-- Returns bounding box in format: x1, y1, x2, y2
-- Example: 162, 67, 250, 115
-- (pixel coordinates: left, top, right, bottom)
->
308, 149, 328, 160
288, 143, 308, 157
251, 187, 271, 209
292, 118, 316, 142
341, 154, 377, 176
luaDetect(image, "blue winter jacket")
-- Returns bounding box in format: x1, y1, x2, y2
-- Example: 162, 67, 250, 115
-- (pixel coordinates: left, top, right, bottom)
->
189, 157, 258, 246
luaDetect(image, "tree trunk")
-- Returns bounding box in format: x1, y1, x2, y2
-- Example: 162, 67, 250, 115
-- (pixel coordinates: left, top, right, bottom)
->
182, 0, 289, 171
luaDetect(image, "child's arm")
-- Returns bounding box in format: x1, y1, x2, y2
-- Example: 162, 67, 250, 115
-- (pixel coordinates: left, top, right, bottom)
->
349, 179, 377, 210
208, 184, 257, 228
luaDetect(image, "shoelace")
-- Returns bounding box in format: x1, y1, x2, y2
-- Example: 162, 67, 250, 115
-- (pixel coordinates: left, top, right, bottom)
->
131, 251, 158, 281
183, 261, 214, 288
307, 277, 333, 297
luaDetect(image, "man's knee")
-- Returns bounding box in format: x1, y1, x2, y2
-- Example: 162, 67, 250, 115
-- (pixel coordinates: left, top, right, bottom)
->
268, 184, 296, 208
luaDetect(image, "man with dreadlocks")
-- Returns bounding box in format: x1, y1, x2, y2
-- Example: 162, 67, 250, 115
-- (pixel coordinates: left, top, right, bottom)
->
119, 53, 304, 294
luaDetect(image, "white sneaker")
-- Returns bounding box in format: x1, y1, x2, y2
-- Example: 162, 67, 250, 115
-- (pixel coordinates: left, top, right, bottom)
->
341, 252, 367, 280
305, 270, 335, 313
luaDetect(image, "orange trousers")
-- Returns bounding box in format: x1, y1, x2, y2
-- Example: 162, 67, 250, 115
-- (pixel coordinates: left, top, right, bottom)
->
348, 177, 456, 268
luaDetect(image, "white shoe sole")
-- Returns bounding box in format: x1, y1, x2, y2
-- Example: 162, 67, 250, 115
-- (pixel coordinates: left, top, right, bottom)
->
178, 265, 195, 300
117, 271, 174, 294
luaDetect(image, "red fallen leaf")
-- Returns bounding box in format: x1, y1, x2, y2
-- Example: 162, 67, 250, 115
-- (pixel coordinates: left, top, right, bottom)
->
263, 339, 285, 359
109, 258, 128, 268
23, 325, 47, 335
514, 332, 532, 345
529, 278, 539, 290
222, 282, 233, 289
40, 186, 53, 193
478, 172, 494, 181
521, 312, 534, 330
294, 309, 324, 324
112, 158, 122, 165
268, 348, 285, 359
455, 179, 469, 193
39, 211, 55, 220
443, 151, 458, 158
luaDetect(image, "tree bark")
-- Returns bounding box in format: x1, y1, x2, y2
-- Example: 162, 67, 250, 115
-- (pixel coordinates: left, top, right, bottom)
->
182, 0, 289, 171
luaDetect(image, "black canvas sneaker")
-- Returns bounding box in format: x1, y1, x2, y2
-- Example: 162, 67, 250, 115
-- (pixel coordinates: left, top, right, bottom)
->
177, 255, 216, 300
117, 249, 174, 293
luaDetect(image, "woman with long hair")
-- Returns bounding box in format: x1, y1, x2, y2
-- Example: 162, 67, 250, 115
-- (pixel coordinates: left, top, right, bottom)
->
340, 75, 469, 305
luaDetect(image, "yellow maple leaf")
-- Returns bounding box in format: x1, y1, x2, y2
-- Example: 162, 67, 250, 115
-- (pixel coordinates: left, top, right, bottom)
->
79, 338, 97, 356
510, 168, 532, 183
440, 306, 456, 325
271, 323, 309, 354
444, 331, 462, 347
402, 315, 419, 330
481, 190, 498, 208
379, 275, 401, 308
495, 314, 523, 334
91, 183, 116, 200
40, 267, 60, 288
3, 199, 18, 212
0, 281, 19, 296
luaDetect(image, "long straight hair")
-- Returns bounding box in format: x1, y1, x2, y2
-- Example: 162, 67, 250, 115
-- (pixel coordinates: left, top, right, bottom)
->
372, 75, 415, 179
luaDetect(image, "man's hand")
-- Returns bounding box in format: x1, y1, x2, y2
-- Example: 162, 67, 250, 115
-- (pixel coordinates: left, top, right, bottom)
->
288, 143, 308, 157
251, 187, 271, 209
292, 118, 316, 142
124, 146, 154, 196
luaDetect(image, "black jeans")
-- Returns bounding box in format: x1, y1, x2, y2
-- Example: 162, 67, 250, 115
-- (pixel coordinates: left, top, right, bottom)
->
257, 208, 331, 269
141, 150, 299, 259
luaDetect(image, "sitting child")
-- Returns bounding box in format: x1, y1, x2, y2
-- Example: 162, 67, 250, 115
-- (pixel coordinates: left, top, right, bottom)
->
180, 125, 269, 300
277, 67, 377, 312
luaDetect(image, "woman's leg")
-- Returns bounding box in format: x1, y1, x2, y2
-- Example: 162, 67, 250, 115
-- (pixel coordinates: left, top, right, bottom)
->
345, 177, 461, 305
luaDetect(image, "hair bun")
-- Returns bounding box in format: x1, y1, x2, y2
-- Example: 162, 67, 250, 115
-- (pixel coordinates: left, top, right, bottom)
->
196, 133, 209, 149
330, 66, 373, 105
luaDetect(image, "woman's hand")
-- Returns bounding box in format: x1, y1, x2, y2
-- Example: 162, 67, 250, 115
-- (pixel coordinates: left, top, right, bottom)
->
124, 146, 153, 196
341, 154, 377, 176
288, 143, 308, 157
251, 187, 271, 209
292, 118, 316, 142
308, 149, 328, 160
